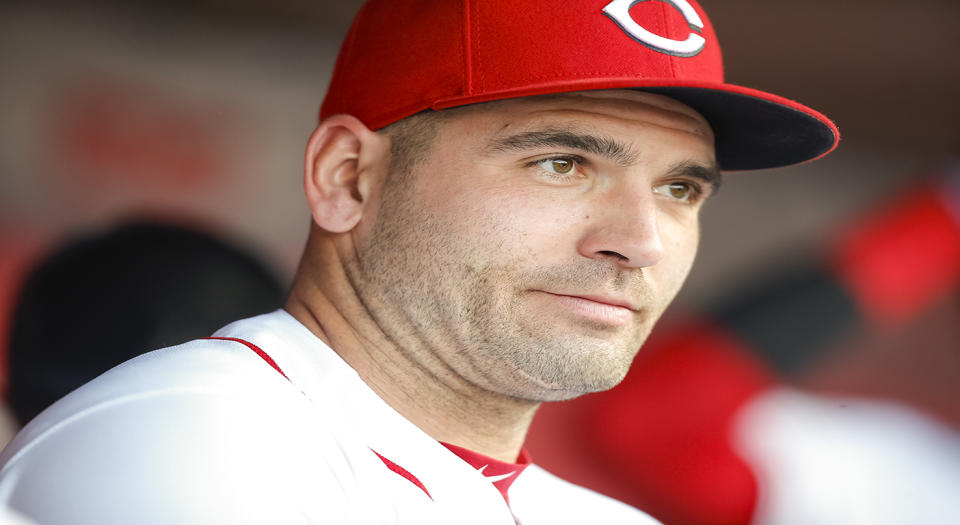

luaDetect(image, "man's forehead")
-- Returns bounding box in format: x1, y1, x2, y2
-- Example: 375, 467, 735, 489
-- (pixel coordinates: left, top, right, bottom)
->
527, 89, 708, 121
445, 89, 715, 141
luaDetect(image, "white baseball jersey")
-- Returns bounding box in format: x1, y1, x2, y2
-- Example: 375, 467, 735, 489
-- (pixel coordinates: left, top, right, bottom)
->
0, 310, 658, 525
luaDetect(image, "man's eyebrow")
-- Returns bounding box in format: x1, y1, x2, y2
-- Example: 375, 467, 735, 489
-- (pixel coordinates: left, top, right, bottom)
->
486, 129, 640, 166
668, 161, 723, 192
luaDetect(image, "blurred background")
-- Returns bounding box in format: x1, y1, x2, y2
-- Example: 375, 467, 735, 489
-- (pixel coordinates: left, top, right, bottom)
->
1, 0, 959, 523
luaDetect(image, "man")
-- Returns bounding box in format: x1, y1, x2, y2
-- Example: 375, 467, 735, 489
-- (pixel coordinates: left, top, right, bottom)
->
0, 1, 838, 524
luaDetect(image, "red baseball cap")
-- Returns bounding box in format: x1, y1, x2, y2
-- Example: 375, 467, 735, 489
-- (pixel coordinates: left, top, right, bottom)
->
320, 0, 839, 170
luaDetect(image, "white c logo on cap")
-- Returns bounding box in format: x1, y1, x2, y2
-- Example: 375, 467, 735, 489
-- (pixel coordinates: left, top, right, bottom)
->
603, 0, 706, 57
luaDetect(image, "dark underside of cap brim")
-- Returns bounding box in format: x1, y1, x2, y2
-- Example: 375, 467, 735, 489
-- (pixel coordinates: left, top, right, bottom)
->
636, 86, 838, 171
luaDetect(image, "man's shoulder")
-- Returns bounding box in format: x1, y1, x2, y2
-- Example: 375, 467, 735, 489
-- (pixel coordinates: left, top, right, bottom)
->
4, 328, 301, 451
0, 310, 348, 465
511, 465, 661, 524
0, 315, 371, 524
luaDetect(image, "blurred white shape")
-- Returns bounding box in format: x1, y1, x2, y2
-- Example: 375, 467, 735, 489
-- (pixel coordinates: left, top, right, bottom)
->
735, 388, 960, 525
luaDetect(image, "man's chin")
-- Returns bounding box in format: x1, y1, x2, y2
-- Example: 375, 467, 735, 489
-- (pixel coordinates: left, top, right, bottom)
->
512, 380, 626, 403
506, 358, 633, 403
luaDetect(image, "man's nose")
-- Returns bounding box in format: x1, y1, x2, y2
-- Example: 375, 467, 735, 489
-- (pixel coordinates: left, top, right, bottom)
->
576, 188, 666, 269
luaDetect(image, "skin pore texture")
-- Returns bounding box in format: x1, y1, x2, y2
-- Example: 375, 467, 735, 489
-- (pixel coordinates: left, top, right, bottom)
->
286, 89, 719, 461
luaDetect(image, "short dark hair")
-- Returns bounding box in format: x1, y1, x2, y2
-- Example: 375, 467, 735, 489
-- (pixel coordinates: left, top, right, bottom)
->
381, 110, 447, 176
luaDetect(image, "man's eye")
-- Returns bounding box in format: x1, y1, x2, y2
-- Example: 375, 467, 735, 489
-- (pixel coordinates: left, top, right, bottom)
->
536, 157, 578, 175
654, 182, 697, 202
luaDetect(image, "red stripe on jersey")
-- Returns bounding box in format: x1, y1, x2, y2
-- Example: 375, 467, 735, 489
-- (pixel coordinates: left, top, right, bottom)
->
441, 442, 530, 504
204, 336, 291, 381
371, 449, 433, 500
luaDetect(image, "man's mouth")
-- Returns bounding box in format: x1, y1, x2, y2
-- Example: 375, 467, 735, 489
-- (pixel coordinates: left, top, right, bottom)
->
536, 291, 637, 325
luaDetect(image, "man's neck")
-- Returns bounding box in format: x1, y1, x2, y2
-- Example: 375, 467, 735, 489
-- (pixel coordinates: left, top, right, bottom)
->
285, 244, 539, 462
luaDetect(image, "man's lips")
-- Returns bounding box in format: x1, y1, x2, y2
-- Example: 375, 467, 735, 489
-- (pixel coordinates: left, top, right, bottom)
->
540, 291, 639, 311
560, 293, 639, 311
536, 291, 638, 325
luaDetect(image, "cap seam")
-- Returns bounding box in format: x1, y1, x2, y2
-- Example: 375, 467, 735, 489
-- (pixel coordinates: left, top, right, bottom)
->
462, 0, 473, 96
481, 71, 647, 88
335, 4, 367, 113
660, 1, 680, 78
368, 102, 437, 130
473, 0, 485, 93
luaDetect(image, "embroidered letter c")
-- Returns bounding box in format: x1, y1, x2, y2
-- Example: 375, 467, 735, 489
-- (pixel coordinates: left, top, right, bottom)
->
603, 0, 706, 57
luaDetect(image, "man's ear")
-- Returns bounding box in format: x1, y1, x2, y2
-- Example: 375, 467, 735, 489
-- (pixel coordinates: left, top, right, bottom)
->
303, 114, 388, 233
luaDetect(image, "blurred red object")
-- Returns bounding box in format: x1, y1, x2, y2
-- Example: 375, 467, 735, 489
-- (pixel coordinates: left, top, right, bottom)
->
831, 184, 960, 327
582, 320, 776, 525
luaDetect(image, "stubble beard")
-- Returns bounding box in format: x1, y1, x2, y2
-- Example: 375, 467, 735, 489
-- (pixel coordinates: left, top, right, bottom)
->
345, 172, 659, 403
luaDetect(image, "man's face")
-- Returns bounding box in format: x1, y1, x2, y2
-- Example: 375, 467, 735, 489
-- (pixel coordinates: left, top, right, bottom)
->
347, 90, 718, 402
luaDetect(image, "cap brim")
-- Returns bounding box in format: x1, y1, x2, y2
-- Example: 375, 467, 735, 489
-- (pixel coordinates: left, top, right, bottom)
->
637, 82, 839, 171
433, 79, 839, 171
